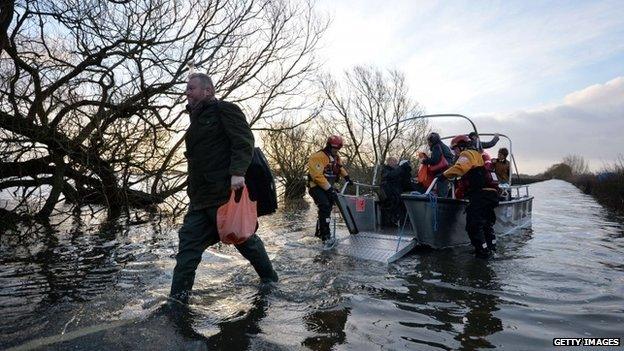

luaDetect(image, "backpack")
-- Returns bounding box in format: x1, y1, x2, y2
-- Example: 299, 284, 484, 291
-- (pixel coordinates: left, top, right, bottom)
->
245, 147, 278, 216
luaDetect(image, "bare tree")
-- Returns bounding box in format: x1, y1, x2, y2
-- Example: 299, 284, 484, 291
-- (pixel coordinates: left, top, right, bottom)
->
319, 65, 429, 182
0, 0, 327, 220
562, 154, 590, 176
262, 120, 319, 199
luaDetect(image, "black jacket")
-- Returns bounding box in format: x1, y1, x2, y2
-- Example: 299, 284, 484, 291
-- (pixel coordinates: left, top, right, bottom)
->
184, 99, 254, 210
475, 136, 499, 151
381, 162, 414, 196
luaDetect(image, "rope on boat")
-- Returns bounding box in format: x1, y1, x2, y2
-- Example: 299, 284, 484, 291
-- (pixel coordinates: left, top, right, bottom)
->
395, 214, 409, 252
427, 192, 438, 232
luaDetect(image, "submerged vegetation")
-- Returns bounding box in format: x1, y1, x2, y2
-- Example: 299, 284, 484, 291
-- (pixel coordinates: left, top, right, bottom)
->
572, 159, 624, 216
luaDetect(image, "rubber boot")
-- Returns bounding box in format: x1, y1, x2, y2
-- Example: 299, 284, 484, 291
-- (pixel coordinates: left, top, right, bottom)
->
314, 219, 322, 239
319, 217, 331, 242
475, 243, 492, 259
235, 234, 278, 283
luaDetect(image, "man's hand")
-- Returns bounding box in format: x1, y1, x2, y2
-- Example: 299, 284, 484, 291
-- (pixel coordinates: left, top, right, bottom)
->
231, 175, 245, 190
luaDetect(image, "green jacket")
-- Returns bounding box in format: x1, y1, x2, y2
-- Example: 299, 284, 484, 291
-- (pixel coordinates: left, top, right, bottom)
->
184, 98, 254, 210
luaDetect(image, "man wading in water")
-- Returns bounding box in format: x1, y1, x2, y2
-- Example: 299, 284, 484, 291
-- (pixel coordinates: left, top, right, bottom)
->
437, 135, 500, 259
169, 73, 278, 305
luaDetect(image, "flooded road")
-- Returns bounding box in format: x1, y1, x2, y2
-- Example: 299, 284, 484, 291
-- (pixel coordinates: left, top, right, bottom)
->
1, 180, 623, 350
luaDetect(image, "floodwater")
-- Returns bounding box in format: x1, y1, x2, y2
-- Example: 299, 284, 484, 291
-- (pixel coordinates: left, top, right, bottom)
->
1, 180, 622, 350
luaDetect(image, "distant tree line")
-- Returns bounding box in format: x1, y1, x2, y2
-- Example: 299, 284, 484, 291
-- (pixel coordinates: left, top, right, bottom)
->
541, 154, 623, 215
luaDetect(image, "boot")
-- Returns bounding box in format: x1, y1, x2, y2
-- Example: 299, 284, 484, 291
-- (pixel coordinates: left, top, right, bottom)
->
319, 217, 331, 242
484, 227, 497, 252
475, 246, 492, 259
235, 235, 279, 283
488, 242, 497, 252
314, 219, 322, 239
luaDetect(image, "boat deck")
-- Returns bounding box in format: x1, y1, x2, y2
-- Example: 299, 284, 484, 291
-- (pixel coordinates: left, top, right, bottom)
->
335, 231, 417, 263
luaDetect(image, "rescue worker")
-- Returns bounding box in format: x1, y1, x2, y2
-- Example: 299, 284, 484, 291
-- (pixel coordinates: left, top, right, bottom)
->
307, 135, 351, 242
169, 73, 278, 305
438, 135, 499, 258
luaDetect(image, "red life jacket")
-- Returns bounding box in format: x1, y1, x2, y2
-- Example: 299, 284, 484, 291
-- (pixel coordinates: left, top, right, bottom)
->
322, 149, 343, 183
455, 165, 499, 199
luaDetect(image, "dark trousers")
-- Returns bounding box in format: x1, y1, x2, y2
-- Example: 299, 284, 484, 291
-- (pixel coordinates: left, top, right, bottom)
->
170, 207, 278, 303
466, 190, 499, 254
379, 183, 405, 227
309, 186, 333, 241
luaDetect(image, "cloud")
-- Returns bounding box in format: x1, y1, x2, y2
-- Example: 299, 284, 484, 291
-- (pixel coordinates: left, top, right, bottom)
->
466, 77, 624, 174
314, 1, 624, 173
563, 77, 624, 118
316, 0, 624, 115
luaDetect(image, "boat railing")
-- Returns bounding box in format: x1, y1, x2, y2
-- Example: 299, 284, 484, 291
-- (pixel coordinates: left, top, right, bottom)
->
507, 184, 530, 198
424, 177, 438, 195
423, 177, 456, 199
340, 181, 379, 197
424, 178, 530, 199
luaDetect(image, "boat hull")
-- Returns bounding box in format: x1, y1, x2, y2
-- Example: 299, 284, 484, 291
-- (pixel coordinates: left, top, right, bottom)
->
401, 194, 533, 249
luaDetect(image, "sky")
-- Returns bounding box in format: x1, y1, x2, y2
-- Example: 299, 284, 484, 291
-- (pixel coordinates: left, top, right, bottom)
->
315, 0, 624, 174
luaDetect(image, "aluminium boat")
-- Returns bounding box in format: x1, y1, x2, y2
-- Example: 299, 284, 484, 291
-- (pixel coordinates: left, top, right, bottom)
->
333, 114, 533, 262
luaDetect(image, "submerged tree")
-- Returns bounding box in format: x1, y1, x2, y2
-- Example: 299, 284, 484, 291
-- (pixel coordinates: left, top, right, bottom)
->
543, 163, 573, 180
562, 154, 590, 176
320, 66, 429, 182
262, 120, 320, 199
0, 0, 327, 220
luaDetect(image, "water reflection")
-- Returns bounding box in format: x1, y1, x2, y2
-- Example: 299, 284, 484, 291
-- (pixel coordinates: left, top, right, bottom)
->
302, 307, 350, 350
1, 180, 624, 350
205, 288, 270, 350
154, 286, 272, 351
453, 259, 502, 349
395, 250, 502, 350
0, 213, 176, 348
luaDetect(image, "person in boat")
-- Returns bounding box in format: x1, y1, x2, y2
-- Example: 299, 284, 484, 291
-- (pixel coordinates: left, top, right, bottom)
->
419, 132, 454, 197
492, 147, 510, 184
438, 135, 499, 258
397, 159, 417, 192
469, 132, 499, 152
169, 73, 278, 305
307, 135, 352, 242
379, 157, 414, 226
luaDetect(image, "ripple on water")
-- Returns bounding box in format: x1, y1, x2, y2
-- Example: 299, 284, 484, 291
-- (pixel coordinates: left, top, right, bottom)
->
1, 179, 623, 350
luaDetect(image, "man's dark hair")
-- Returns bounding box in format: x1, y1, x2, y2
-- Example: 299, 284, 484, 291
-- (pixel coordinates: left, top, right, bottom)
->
498, 147, 509, 157
468, 131, 478, 139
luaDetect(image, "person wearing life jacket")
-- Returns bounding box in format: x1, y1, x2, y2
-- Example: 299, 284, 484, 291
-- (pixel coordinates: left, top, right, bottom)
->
437, 135, 500, 258
307, 135, 352, 242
